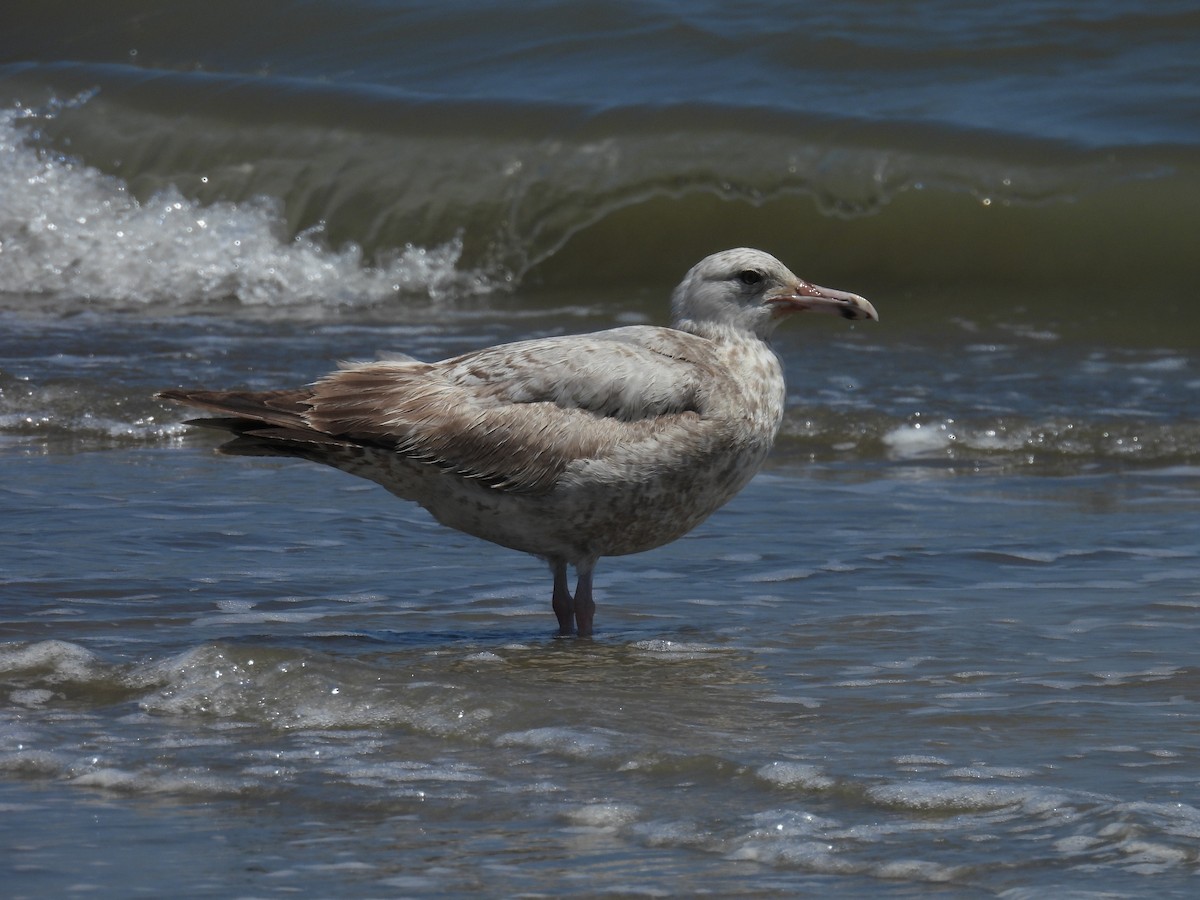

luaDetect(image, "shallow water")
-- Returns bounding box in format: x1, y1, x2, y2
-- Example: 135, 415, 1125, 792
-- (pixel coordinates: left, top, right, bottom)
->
3, 1, 1200, 896
3, 200, 1200, 900
5, 449, 1200, 896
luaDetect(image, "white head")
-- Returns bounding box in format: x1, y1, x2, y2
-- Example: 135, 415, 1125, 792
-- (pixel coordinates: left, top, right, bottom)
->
670, 248, 878, 339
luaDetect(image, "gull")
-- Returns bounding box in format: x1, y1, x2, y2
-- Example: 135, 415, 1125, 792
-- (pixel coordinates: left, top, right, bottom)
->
159, 248, 877, 636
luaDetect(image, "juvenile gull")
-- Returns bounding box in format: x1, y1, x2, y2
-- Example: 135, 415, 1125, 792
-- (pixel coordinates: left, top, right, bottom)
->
159, 248, 877, 636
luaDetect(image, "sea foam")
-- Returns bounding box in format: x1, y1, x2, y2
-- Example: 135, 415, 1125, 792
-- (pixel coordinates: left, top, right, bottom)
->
0, 99, 489, 312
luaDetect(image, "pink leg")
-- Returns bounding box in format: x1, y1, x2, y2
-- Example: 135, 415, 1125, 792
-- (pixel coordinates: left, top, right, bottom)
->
551, 560, 574, 635
573, 560, 596, 637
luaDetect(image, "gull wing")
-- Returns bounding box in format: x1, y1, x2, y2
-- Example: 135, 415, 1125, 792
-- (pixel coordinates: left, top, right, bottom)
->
304, 327, 727, 492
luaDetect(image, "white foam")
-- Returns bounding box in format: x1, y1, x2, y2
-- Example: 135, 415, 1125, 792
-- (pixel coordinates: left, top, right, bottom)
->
0, 640, 99, 682
630, 639, 720, 659
745, 808, 839, 835
68, 765, 242, 796
727, 838, 853, 874
562, 802, 641, 827
8, 688, 56, 708
866, 779, 1068, 814
881, 423, 953, 458
495, 727, 613, 759
756, 761, 837, 791
0, 100, 491, 310
874, 859, 964, 882
463, 651, 504, 663
192, 609, 330, 627
328, 759, 486, 787
893, 754, 951, 767
1121, 839, 1190, 870
0, 748, 70, 777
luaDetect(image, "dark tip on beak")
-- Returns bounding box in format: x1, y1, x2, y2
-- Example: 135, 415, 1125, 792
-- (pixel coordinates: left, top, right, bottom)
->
770, 282, 879, 322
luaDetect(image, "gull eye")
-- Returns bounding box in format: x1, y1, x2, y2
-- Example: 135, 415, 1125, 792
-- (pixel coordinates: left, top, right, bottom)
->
737, 269, 763, 286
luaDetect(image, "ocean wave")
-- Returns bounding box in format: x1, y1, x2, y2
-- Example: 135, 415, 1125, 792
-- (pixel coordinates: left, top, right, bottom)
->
0, 94, 493, 312
778, 410, 1200, 471
1, 81, 1195, 315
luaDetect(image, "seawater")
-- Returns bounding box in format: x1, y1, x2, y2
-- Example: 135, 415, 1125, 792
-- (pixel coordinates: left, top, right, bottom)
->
3, 0, 1200, 896
5, 451, 1200, 895
3, 305, 1199, 895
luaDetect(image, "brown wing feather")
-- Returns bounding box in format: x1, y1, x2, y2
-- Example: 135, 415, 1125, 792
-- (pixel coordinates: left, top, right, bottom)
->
156, 388, 314, 431
303, 363, 707, 493
159, 327, 728, 495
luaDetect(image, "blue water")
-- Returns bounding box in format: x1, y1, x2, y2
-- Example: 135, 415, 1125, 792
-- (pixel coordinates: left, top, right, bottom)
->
13, 1, 1199, 146
2, 1, 1200, 896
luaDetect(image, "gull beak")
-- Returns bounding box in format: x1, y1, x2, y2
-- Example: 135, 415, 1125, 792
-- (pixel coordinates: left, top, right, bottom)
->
768, 281, 879, 322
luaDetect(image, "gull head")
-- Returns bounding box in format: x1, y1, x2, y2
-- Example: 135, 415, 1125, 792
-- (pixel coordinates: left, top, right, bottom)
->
670, 248, 878, 339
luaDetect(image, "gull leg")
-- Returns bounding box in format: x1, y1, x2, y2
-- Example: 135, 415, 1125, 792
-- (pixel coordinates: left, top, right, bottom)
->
573, 560, 596, 637
551, 559, 574, 635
